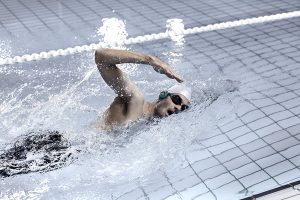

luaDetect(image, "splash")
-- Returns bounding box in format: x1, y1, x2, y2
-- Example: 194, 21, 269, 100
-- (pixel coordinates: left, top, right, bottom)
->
0, 18, 240, 200
0, 61, 239, 199
96, 18, 139, 76
166, 18, 185, 45
164, 19, 185, 64
97, 18, 128, 48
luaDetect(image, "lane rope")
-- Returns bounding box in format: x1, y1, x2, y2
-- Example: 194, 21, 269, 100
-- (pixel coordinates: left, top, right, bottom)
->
1, 10, 300, 65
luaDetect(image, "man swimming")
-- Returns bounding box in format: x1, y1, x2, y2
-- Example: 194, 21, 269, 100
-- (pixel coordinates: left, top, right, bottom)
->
0, 48, 192, 178
95, 48, 191, 128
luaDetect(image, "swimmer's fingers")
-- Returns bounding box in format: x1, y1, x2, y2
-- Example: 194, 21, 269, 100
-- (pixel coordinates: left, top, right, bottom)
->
150, 56, 171, 73
173, 74, 184, 83
150, 56, 184, 82
163, 64, 184, 82
165, 69, 184, 83
153, 65, 182, 81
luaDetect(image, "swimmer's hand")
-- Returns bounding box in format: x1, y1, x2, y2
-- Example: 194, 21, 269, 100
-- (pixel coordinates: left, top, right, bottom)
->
150, 56, 184, 83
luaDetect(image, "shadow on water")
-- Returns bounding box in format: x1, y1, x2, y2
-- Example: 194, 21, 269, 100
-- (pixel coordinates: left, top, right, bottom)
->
0, 130, 77, 178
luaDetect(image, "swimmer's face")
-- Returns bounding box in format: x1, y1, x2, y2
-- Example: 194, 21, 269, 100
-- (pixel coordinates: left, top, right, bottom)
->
154, 93, 190, 117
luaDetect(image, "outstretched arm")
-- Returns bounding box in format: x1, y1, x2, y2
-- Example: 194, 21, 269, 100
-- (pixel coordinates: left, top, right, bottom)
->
95, 48, 183, 99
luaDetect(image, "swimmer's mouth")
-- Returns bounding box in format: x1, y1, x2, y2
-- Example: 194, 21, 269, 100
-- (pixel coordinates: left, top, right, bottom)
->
167, 110, 178, 116
166, 106, 189, 116
167, 110, 174, 116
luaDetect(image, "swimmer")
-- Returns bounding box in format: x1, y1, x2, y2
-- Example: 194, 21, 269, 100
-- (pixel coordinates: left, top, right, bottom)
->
0, 49, 192, 178
95, 48, 191, 129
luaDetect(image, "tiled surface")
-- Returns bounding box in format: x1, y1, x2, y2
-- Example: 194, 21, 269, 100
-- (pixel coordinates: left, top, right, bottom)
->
1, 0, 300, 200
1, 0, 300, 55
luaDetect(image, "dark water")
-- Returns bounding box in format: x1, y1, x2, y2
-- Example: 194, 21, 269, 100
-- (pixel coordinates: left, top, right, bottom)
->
0, 130, 77, 178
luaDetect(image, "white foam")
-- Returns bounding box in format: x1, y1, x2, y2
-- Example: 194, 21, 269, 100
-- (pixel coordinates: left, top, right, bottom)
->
97, 18, 128, 48
166, 18, 185, 45
164, 18, 185, 64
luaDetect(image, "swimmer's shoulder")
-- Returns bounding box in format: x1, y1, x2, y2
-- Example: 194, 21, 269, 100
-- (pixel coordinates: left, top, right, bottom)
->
97, 95, 145, 130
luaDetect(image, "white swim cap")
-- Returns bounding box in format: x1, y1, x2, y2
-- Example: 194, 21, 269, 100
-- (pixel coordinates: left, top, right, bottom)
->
168, 84, 192, 101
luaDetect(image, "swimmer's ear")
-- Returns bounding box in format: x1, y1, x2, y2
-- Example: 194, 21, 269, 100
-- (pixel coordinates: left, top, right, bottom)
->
159, 91, 169, 100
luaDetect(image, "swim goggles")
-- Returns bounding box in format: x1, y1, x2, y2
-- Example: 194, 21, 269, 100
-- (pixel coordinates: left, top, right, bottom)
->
159, 91, 189, 111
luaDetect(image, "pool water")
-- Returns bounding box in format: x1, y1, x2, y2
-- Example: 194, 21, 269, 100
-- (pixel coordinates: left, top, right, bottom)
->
1, 4, 300, 199
0, 20, 239, 198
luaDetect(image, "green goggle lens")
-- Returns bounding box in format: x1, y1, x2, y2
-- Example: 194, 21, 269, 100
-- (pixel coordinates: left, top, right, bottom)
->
159, 91, 170, 100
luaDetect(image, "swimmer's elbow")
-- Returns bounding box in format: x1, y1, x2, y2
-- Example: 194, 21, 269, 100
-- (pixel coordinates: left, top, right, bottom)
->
95, 49, 108, 65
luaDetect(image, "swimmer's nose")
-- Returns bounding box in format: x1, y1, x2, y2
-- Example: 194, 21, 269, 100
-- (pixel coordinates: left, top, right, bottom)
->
167, 107, 180, 116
